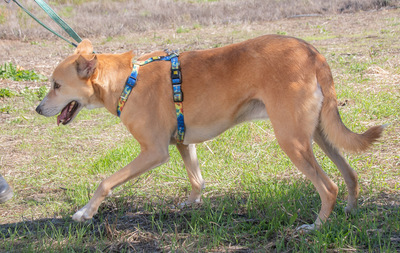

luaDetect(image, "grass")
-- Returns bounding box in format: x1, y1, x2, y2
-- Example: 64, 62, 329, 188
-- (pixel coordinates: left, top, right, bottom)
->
0, 63, 47, 82
1, 4, 399, 253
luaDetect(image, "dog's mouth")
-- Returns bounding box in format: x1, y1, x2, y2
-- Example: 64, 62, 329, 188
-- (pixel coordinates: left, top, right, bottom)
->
57, 101, 81, 126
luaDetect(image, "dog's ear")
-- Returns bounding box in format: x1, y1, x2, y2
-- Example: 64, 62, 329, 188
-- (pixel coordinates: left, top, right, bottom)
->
74, 39, 94, 55
76, 55, 97, 79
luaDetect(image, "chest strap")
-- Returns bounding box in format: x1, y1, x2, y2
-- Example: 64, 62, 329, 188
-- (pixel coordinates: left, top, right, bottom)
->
117, 52, 185, 144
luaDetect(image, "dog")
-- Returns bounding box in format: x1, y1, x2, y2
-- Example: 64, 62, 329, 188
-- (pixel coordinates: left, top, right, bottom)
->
36, 35, 384, 231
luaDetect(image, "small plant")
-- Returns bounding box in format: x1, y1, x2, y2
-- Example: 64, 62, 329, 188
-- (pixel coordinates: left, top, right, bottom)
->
0, 88, 16, 98
0, 6, 7, 25
21, 86, 48, 102
60, 6, 74, 18
0, 105, 12, 113
193, 23, 202, 29
176, 26, 190, 34
0, 63, 47, 82
36, 86, 48, 100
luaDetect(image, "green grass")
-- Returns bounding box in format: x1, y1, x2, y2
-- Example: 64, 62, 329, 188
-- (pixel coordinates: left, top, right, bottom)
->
1, 10, 399, 252
176, 26, 191, 34
1, 79, 398, 251
0, 63, 47, 82
0, 88, 17, 98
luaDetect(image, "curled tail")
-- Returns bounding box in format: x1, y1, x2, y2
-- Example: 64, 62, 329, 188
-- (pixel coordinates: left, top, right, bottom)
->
315, 54, 385, 153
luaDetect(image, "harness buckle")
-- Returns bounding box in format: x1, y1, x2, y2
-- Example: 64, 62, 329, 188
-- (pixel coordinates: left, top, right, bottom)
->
126, 76, 136, 88
171, 69, 181, 83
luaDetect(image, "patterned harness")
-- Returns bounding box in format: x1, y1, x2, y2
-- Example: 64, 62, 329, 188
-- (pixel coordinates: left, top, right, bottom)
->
117, 51, 185, 144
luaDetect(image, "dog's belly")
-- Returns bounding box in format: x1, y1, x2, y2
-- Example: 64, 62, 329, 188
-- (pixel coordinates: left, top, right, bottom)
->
184, 99, 268, 144
234, 99, 268, 124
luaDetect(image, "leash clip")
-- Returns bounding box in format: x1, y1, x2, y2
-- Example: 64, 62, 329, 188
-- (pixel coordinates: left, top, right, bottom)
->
164, 49, 179, 56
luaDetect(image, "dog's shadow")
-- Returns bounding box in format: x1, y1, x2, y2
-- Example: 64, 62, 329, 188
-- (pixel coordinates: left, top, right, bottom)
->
0, 183, 317, 251
1, 187, 399, 252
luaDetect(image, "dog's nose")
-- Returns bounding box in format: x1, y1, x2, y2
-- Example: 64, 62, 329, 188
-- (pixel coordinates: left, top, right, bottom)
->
35, 106, 42, 115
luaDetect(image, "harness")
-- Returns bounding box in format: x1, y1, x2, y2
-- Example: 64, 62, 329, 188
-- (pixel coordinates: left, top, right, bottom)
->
117, 51, 185, 144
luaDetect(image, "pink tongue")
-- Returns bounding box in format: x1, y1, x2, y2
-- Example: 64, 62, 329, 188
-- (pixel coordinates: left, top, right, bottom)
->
57, 106, 69, 126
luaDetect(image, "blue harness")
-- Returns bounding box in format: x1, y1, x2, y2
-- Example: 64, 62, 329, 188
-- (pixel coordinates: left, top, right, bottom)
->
117, 52, 185, 143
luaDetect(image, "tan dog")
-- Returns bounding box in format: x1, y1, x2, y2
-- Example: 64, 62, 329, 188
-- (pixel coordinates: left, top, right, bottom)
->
36, 35, 384, 231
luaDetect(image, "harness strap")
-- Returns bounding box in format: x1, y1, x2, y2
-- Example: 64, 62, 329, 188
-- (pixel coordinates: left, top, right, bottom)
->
117, 53, 185, 143
117, 64, 139, 117
135, 53, 178, 66
170, 56, 185, 143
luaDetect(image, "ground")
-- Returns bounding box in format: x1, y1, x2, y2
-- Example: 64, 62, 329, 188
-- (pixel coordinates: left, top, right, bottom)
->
0, 7, 399, 252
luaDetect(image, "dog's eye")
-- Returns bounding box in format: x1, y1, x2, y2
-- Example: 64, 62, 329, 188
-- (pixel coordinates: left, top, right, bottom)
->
54, 82, 61, 89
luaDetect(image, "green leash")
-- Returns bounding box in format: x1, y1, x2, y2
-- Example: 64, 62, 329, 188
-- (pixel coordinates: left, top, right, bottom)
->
5, 0, 82, 48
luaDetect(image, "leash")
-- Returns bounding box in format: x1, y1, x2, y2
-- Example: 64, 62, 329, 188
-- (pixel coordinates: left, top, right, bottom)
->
117, 52, 185, 144
5, 0, 82, 47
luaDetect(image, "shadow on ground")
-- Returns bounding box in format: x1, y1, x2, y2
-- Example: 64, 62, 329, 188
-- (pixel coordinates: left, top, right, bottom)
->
1, 188, 399, 252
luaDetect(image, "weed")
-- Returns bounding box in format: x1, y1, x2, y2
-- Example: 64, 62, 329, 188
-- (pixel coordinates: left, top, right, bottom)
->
0, 105, 12, 113
60, 6, 74, 18
193, 23, 202, 29
0, 63, 47, 82
176, 26, 190, 34
36, 86, 48, 100
19, 87, 47, 102
0, 6, 7, 25
315, 24, 330, 34
0, 88, 16, 98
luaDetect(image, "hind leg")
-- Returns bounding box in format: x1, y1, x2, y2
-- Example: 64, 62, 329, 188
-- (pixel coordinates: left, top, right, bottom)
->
314, 127, 359, 214
266, 92, 338, 231
276, 130, 338, 230
264, 84, 338, 230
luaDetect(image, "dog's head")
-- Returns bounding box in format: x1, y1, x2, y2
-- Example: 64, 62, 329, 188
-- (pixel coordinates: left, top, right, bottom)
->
36, 39, 102, 125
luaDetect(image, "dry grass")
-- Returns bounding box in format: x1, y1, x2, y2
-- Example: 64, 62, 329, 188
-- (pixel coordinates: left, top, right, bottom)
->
0, 0, 398, 40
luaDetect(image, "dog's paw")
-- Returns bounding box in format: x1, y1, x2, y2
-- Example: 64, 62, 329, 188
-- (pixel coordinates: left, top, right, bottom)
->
345, 204, 357, 215
296, 223, 316, 233
177, 198, 202, 209
72, 205, 94, 222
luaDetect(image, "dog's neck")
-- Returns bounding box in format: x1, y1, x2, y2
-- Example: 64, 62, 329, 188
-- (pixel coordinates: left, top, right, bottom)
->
92, 52, 134, 116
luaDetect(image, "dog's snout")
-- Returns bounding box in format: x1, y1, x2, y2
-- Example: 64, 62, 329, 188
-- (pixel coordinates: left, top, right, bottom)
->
35, 105, 42, 115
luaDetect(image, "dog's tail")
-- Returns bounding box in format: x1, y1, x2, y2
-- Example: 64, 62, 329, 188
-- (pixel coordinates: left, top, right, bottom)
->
315, 53, 385, 153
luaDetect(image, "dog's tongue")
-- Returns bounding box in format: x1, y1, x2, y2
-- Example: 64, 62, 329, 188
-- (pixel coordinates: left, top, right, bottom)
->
57, 106, 69, 126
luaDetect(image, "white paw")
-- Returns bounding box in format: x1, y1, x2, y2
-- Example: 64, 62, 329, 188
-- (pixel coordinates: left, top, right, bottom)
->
345, 205, 357, 215
296, 223, 316, 233
72, 205, 93, 222
177, 198, 202, 208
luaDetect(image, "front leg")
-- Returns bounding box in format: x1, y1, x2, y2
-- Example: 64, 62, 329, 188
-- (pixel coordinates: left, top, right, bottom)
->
72, 148, 169, 222
176, 144, 205, 205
